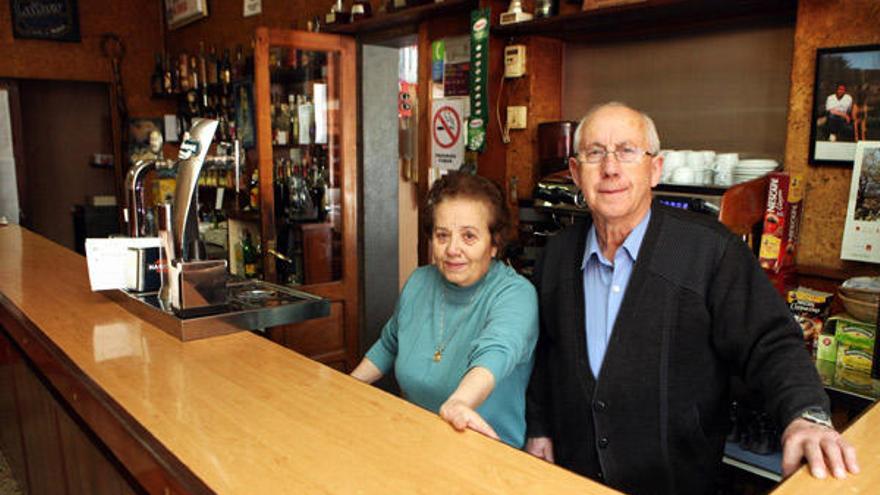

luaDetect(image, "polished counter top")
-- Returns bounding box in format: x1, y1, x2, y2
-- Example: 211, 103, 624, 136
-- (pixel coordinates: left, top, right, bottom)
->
0, 225, 618, 494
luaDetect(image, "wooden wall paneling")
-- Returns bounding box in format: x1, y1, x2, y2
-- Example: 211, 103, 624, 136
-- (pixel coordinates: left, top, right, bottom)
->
280, 302, 345, 360
0, 329, 28, 493
784, 0, 880, 274
506, 36, 563, 204
0, 303, 207, 495
14, 356, 68, 495
416, 13, 473, 264
56, 402, 129, 495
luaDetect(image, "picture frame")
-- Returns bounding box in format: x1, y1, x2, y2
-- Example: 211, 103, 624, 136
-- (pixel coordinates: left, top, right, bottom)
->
164, 0, 209, 30
841, 141, 880, 264
10, 0, 80, 42
808, 44, 880, 167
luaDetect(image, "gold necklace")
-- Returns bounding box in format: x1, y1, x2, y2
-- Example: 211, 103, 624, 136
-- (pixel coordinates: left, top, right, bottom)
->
434, 283, 481, 362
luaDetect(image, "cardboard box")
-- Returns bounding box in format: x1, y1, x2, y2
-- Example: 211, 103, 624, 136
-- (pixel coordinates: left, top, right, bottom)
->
787, 286, 834, 352
816, 333, 838, 362
759, 172, 803, 273
830, 314, 876, 372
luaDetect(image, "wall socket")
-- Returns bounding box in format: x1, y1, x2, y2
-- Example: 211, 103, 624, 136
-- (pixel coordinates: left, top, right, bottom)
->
507, 106, 527, 130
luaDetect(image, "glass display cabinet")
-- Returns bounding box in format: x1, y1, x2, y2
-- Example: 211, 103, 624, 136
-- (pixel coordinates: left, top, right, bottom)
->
252, 28, 358, 370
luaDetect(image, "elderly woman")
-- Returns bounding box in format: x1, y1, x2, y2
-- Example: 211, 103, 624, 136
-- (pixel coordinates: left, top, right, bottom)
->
351, 172, 538, 448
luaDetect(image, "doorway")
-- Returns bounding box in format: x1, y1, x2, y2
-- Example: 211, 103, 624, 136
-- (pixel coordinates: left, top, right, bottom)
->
14, 80, 116, 250
360, 40, 420, 385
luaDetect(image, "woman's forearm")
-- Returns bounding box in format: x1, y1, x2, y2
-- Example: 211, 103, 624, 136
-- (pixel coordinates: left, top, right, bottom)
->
350, 357, 383, 384
446, 366, 495, 409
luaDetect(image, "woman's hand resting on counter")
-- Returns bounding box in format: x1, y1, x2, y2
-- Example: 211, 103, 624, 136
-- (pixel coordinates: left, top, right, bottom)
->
439, 367, 498, 440
440, 398, 499, 440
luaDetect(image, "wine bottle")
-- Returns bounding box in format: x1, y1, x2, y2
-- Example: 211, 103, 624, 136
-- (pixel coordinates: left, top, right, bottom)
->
241, 230, 257, 278
151, 53, 164, 96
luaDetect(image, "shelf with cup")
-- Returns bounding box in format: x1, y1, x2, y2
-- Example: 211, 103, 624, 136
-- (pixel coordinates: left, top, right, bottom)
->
490, 0, 795, 42
655, 183, 728, 196
323, 0, 477, 39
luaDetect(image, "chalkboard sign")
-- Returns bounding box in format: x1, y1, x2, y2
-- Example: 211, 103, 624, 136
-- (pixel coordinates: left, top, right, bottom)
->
10, 0, 80, 42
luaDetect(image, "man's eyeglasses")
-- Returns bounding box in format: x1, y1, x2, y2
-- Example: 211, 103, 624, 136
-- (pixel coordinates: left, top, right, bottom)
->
578, 146, 656, 164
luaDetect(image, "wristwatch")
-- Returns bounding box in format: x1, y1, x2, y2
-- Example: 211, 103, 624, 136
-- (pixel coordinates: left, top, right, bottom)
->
799, 406, 834, 429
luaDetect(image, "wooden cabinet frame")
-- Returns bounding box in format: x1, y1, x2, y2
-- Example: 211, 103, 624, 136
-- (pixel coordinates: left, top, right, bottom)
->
253, 28, 360, 370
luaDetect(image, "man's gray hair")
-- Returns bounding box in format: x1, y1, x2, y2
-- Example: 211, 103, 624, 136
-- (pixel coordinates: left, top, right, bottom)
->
573, 102, 661, 154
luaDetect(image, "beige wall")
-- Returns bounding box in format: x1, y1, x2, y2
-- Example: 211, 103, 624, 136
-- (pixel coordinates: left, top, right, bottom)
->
563, 25, 795, 163
785, 0, 880, 272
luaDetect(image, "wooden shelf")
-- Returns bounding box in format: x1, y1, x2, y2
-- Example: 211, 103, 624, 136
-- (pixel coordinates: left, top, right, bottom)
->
491, 0, 796, 42
323, 0, 477, 38
655, 183, 728, 197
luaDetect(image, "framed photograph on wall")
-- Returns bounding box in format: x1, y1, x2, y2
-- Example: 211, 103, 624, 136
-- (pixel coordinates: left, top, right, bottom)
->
164, 0, 209, 30
10, 0, 80, 42
809, 44, 880, 166
841, 141, 880, 264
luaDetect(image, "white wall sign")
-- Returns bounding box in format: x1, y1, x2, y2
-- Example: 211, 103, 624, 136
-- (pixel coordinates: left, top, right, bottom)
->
243, 0, 262, 17
841, 141, 880, 264
165, 0, 209, 30
431, 98, 465, 170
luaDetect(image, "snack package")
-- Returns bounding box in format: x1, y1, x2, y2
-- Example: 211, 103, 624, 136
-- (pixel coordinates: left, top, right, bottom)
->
830, 314, 877, 373
787, 286, 834, 352
759, 172, 803, 273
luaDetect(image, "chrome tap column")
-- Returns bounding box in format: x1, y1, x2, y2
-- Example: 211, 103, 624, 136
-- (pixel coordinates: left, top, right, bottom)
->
159, 118, 228, 315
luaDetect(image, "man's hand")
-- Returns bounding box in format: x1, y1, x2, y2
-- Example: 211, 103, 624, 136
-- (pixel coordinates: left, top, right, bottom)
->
781, 418, 859, 479
525, 436, 555, 463
439, 398, 499, 440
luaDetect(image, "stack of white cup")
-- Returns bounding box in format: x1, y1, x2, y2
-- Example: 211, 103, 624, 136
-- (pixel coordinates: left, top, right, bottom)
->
714, 153, 739, 186
659, 149, 739, 186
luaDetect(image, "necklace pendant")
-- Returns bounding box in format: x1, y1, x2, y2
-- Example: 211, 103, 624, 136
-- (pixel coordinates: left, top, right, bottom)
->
433, 351, 442, 362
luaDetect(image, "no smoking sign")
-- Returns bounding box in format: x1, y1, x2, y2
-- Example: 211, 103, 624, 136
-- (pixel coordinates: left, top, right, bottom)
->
431, 99, 466, 171
433, 105, 461, 149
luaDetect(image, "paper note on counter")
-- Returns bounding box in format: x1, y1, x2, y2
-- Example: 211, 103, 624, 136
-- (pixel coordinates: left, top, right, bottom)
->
85, 237, 160, 291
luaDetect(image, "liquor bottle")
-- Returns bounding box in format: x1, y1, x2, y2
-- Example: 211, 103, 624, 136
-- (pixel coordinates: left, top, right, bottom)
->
298, 96, 313, 145
162, 53, 174, 94
289, 94, 299, 144
198, 41, 208, 89
151, 53, 164, 96
241, 230, 258, 278
189, 55, 199, 91
221, 48, 232, 85
248, 168, 260, 211
207, 44, 219, 85
178, 53, 190, 92
233, 44, 245, 81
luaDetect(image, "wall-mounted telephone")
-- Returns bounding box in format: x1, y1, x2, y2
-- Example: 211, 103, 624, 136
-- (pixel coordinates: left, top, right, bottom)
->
504, 45, 526, 78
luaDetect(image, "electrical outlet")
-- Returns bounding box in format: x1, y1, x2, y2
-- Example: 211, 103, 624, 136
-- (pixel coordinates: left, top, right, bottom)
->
507, 106, 527, 130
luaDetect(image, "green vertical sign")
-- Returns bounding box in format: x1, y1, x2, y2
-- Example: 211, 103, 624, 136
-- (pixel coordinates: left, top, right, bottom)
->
467, 8, 490, 152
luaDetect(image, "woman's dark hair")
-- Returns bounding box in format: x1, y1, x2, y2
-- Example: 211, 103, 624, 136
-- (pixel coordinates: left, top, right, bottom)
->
422, 171, 511, 254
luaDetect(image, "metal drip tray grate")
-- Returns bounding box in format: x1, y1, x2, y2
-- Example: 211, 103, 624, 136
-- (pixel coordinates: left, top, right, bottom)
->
105, 279, 330, 341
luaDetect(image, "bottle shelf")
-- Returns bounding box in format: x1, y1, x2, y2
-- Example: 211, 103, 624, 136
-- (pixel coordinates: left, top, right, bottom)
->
323, 0, 477, 38
490, 0, 795, 42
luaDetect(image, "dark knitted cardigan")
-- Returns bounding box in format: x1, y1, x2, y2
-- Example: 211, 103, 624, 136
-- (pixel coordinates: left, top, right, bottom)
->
526, 202, 828, 495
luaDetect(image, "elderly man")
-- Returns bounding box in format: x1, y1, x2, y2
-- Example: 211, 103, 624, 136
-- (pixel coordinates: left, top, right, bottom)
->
525, 102, 858, 494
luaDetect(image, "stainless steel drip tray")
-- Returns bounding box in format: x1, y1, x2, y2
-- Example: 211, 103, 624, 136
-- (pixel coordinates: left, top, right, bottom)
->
104, 280, 330, 341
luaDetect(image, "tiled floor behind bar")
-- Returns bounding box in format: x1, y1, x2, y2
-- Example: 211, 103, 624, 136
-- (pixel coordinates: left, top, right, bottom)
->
0, 449, 22, 495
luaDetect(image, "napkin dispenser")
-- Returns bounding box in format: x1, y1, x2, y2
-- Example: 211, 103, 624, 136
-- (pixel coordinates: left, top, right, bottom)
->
124, 246, 162, 293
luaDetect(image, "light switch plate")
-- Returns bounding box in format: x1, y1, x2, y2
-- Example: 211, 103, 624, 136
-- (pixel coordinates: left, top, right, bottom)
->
507, 106, 527, 130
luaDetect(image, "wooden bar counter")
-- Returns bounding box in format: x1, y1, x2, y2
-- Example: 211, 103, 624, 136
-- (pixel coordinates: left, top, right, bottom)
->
1, 224, 876, 494
0, 225, 617, 494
